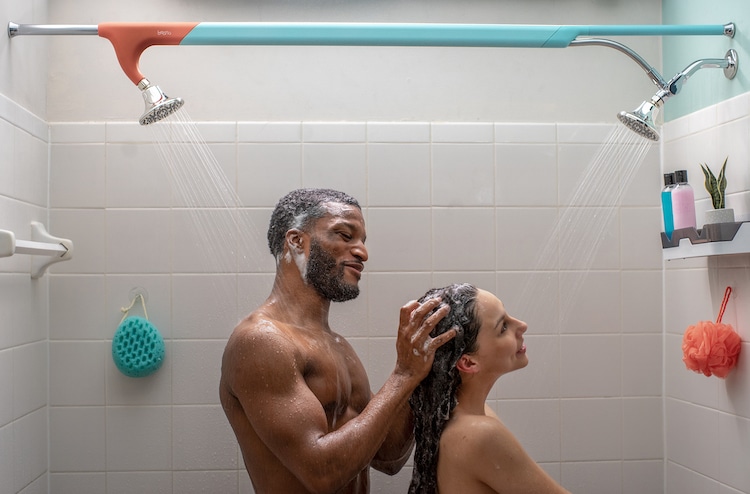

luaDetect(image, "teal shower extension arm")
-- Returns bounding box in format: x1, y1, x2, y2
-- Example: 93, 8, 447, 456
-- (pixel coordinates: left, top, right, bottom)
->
8, 21, 735, 85
7, 21, 736, 126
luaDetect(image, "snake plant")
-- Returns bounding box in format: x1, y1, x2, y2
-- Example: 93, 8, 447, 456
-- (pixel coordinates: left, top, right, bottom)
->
700, 157, 728, 209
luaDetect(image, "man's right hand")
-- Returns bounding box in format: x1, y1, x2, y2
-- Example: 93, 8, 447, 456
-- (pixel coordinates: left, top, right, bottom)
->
394, 298, 456, 382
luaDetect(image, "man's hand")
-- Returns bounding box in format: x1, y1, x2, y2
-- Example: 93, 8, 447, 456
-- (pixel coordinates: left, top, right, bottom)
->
394, 298, 457, 382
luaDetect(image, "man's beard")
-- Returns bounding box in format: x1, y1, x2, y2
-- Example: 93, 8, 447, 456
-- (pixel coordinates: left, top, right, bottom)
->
306, 240, 360, 302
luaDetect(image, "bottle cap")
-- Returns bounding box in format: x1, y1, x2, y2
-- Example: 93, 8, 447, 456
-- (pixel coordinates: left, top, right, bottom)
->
675, 170, 688, 183
664, 173, 675, 186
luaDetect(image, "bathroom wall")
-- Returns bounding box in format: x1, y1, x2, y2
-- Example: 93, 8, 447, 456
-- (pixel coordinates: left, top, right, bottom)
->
45, 119, 665, 494
0, 0, 50, 493
662, 92, 750, 494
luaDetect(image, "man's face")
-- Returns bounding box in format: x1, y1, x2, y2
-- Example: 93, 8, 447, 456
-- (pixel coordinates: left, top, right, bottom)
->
305, 203, 368, 302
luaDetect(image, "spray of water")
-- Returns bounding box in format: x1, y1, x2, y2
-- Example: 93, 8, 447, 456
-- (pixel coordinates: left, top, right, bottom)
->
515, 125, 653, 328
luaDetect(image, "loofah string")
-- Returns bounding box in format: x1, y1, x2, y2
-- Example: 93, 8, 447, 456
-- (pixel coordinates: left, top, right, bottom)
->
120, 293, 149, 324
716, 286, 732, 324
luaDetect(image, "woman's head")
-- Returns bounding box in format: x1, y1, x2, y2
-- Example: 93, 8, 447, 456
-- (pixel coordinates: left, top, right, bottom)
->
409, 283, 482, 494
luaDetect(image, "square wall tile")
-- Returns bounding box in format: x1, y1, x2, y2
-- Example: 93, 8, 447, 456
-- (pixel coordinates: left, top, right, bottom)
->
561, 398, 622, 461
622, 334, 662, 397
623, 460, 663, 494
169, 143, 238, 209
367, 273, 433, 337
494, 123, 556, 144
496, 144, 557, 207
620, 207, 662, 270
106, 406, 172, 471
106, 209, 171, 274
666, 461, 720, 494
302, 144, 367, 202
432, 144, 494, 206
50, 406, 105, 472
13, 129, 47, 207
557, 207, 620, 270
496, 207, 558, 270
49, 342, 105, 406
664, 268, 712, 335
49, 209, 107, 274
496, 335, 560, 400
666, 398, 720, 478
237, 273, 275, 321
173, 471, 239, 494
367, 144, 431, 207
236, 208, 276, 274
560, 334, 621, 398
623, 397, 663, 459
50, 144, 106, 208
49, 275, 106, 340
367, 122, 430, 143
171, 209, 239, 273
172, 341, 226, 404
365, 208, 432, 272
559, 271, 621, 334
621, 271, 662, 334
619, 145, 661, 207
302, 122, 366, 142
561, 461, 621, 494
431, 123, 493, 143
172, 405, 238, 470
664, 333, 719, 407
172, 274, 238, 339
50, 123, 106, 144
719, 414, 750, 492
50, 473, 107, 494
106, 472, 173, 494
238, 122, 301, 143
106, 345, 172, 406
237, 143, 302, 207
496, 399, 561, 462
12, 342, 46, 419
12, 408, 47, 493
106, 144, 171, 208
433, 207, 495, 271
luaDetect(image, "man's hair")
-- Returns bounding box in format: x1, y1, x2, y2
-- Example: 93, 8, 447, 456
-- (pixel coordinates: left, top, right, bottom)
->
267, 188, 361, 258
409, 283, 482, 494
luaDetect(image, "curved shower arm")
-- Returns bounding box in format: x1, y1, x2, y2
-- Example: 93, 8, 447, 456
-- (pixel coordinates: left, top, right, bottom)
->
666, 51, 739, 96
569, 38, 668, 90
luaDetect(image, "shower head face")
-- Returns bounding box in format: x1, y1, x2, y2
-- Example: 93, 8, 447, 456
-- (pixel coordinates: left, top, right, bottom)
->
617, 100, 660, 142
138, 81, 184, 125
139, 97, 185, 125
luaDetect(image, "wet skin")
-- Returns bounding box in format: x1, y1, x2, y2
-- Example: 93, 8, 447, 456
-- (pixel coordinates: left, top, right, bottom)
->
220, 204, 455, 493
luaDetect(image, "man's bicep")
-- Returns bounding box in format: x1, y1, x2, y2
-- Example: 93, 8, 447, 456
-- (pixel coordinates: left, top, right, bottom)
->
226, 332, 330, 465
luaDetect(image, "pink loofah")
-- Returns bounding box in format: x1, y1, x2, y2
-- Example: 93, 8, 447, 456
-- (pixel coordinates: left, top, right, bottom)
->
682, 287, 742, 378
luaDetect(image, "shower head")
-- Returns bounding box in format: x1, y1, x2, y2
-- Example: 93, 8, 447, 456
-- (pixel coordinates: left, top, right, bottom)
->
617, 99, 661, 142
617, 49, 739, 142
138, 79, 184, 125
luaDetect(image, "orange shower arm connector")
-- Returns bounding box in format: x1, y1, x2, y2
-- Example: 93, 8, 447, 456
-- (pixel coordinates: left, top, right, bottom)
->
97, 23, 199, 85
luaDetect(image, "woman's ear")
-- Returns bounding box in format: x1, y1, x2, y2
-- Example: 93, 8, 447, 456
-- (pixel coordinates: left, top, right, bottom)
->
456, 354, 479, 374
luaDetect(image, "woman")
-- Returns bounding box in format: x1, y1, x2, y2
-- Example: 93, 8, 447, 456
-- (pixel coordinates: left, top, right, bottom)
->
409, 283, 571, 494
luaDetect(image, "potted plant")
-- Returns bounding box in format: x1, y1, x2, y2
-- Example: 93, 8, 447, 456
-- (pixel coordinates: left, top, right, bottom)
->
700, 157, 734, 224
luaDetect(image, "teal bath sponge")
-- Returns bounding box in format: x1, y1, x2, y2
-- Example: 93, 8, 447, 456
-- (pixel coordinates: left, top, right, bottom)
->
112, 316, 165, 378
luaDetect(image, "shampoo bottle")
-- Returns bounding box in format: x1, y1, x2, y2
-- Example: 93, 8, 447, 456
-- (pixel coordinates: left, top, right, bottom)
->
661, 172, 676, 238
672, 169, 697, 230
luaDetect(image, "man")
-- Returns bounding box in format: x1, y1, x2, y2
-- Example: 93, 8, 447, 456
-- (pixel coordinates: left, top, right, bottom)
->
409, 284, 572, 494
220, 188, 456, 493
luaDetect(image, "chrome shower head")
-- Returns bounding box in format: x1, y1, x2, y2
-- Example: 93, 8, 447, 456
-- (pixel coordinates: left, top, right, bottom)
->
138, 79, 184, 125
617, 99, 661, 142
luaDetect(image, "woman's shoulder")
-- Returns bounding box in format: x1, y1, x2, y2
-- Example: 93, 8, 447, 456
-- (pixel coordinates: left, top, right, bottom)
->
441, 411, 515, 456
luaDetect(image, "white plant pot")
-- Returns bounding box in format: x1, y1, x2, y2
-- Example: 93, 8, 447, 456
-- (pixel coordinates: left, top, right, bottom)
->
705, 208, 735, 225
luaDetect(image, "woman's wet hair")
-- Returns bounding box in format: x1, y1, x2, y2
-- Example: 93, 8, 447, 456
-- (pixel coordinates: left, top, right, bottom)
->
267, 188, 360, 258
409, 283, 482, 494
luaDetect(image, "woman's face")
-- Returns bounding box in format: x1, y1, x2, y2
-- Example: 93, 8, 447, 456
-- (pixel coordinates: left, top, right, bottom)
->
471, 289, 529, 378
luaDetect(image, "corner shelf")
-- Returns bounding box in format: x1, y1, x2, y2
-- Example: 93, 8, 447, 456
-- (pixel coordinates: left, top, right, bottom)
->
662, 221, 750, 261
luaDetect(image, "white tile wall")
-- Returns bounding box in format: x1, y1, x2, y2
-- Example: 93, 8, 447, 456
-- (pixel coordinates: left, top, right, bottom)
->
663, 91, 750, 494
40, 118, 670, 493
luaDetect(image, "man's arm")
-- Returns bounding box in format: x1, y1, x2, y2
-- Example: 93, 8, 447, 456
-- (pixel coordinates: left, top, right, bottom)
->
371, 398, 414, 474
224, 299, 454, 493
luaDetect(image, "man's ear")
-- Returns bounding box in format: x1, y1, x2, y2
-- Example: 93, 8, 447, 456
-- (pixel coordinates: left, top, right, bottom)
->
456, 354, 479, 374
285, 229, 305, 251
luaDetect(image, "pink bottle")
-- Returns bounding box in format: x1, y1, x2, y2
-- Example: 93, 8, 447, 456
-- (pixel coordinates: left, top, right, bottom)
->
671, 169, 697, 230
